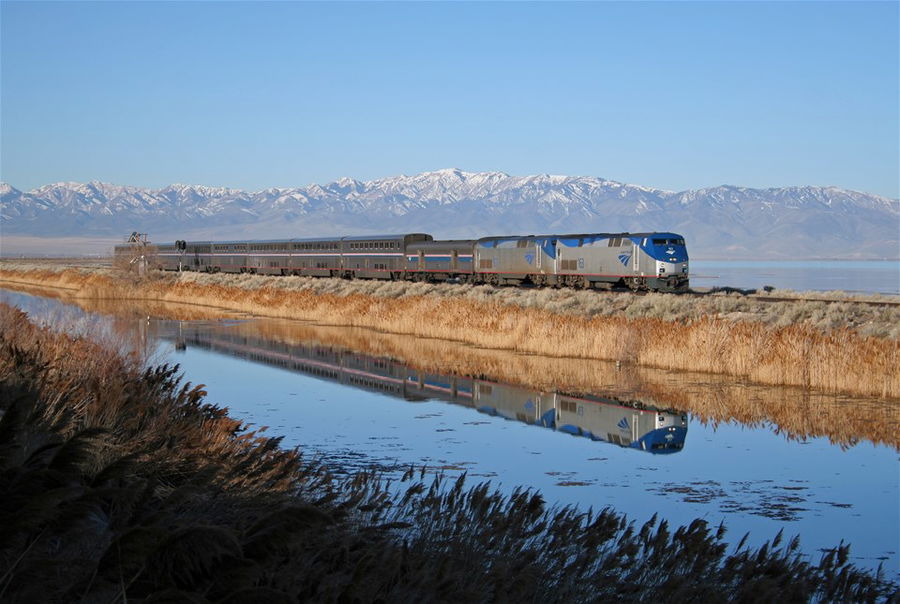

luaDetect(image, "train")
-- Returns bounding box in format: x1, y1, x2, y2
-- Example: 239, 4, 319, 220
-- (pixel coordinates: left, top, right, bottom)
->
163, 321, 688, 454
115, 230, 690, 292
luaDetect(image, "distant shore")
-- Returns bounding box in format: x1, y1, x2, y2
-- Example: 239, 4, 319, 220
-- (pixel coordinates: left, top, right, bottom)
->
1, 259, 898, 398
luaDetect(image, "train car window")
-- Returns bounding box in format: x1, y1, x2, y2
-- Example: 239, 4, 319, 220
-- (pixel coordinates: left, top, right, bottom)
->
517, 240, 529, 248
652, 239, 667, 245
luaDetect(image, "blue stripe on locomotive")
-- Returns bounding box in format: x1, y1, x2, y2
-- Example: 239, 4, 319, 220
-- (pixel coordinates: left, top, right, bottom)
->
637, 233, 688, 263
634, 426, 687, 454
556, 424, 686, 454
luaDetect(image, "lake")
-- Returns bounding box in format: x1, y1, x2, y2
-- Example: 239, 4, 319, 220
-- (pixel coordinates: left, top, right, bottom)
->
2, 288, 898, 575
691, 260, 899, 294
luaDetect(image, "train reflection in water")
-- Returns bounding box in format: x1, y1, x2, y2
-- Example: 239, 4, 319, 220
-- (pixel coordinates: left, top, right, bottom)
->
168, 324, 688, 454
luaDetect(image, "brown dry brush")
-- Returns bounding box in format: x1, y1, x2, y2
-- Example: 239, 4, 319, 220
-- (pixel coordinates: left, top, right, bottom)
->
0, 304, 897, 602
2, 266, 899, 398
7, 285, 900, 450
3, 276, 899, 449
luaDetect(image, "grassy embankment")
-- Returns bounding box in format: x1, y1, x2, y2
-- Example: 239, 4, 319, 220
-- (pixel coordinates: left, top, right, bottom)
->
1, 262, 898, 399
6, 284, 897, 452
1, 303, 897, 602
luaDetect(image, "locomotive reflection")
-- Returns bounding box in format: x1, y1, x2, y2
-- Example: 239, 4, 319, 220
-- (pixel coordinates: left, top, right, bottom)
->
168, 324, 688, 454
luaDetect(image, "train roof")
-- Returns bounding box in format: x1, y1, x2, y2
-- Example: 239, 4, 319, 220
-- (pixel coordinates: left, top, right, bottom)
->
341, 233, 430, 241
476, 232, 684, 243
157, 234, 432, 245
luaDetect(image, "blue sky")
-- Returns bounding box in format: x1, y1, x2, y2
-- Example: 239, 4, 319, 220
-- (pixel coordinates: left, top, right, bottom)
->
1, 1, 897, 197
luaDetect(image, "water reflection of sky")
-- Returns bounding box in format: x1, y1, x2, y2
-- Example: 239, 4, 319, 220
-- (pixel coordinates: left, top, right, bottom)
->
175, 343, 898, 573
2, 288, 898, 574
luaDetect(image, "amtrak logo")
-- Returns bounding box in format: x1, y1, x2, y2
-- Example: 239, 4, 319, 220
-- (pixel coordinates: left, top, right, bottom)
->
524, 253, 534, 265
666, 248, 676, 255
618, 253, 632, 266
617, 417, 629, 430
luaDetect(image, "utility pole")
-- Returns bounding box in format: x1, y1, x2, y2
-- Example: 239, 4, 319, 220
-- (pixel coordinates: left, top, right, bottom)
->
127, 232, 149, 276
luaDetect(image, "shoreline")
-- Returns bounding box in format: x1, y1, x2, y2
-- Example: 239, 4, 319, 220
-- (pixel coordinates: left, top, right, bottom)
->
3, 282, 897, 451
1, 264, 898, 399
2, 302, 895, 599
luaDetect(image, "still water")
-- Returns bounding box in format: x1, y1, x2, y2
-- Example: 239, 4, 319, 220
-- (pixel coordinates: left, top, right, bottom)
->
691, 260, 899, 294
2, 288, 898, 574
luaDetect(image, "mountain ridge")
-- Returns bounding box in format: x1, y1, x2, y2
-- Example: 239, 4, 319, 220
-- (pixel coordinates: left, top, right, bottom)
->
2, 170, 897, 259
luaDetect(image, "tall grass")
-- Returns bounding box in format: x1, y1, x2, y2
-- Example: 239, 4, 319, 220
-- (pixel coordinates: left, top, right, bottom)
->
5, 288, 898, 452
2, 266, 898, 398
1, 303, 896, 601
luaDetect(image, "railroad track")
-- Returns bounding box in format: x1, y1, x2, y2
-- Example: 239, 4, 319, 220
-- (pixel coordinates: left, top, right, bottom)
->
3, 259, 897, 308
682, 287, 900, 308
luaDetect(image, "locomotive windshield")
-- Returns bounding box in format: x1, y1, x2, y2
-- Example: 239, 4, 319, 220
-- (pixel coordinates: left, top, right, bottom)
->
652, 238, 685, 246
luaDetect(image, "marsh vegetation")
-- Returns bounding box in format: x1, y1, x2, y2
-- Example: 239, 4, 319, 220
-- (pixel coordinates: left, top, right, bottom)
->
1, 303, 896, 601
1, 264, 898, 398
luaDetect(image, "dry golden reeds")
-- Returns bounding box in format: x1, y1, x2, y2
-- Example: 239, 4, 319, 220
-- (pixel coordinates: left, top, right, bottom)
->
2, 266, 898, 398
2, 302, 897, 601
5, 287, 897, 451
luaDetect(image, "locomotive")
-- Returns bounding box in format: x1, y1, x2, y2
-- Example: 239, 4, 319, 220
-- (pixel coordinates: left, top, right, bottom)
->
115, 230, 689, 292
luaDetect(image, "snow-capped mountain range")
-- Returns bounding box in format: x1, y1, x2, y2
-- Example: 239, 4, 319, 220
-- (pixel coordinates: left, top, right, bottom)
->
2, 169, 898, 258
